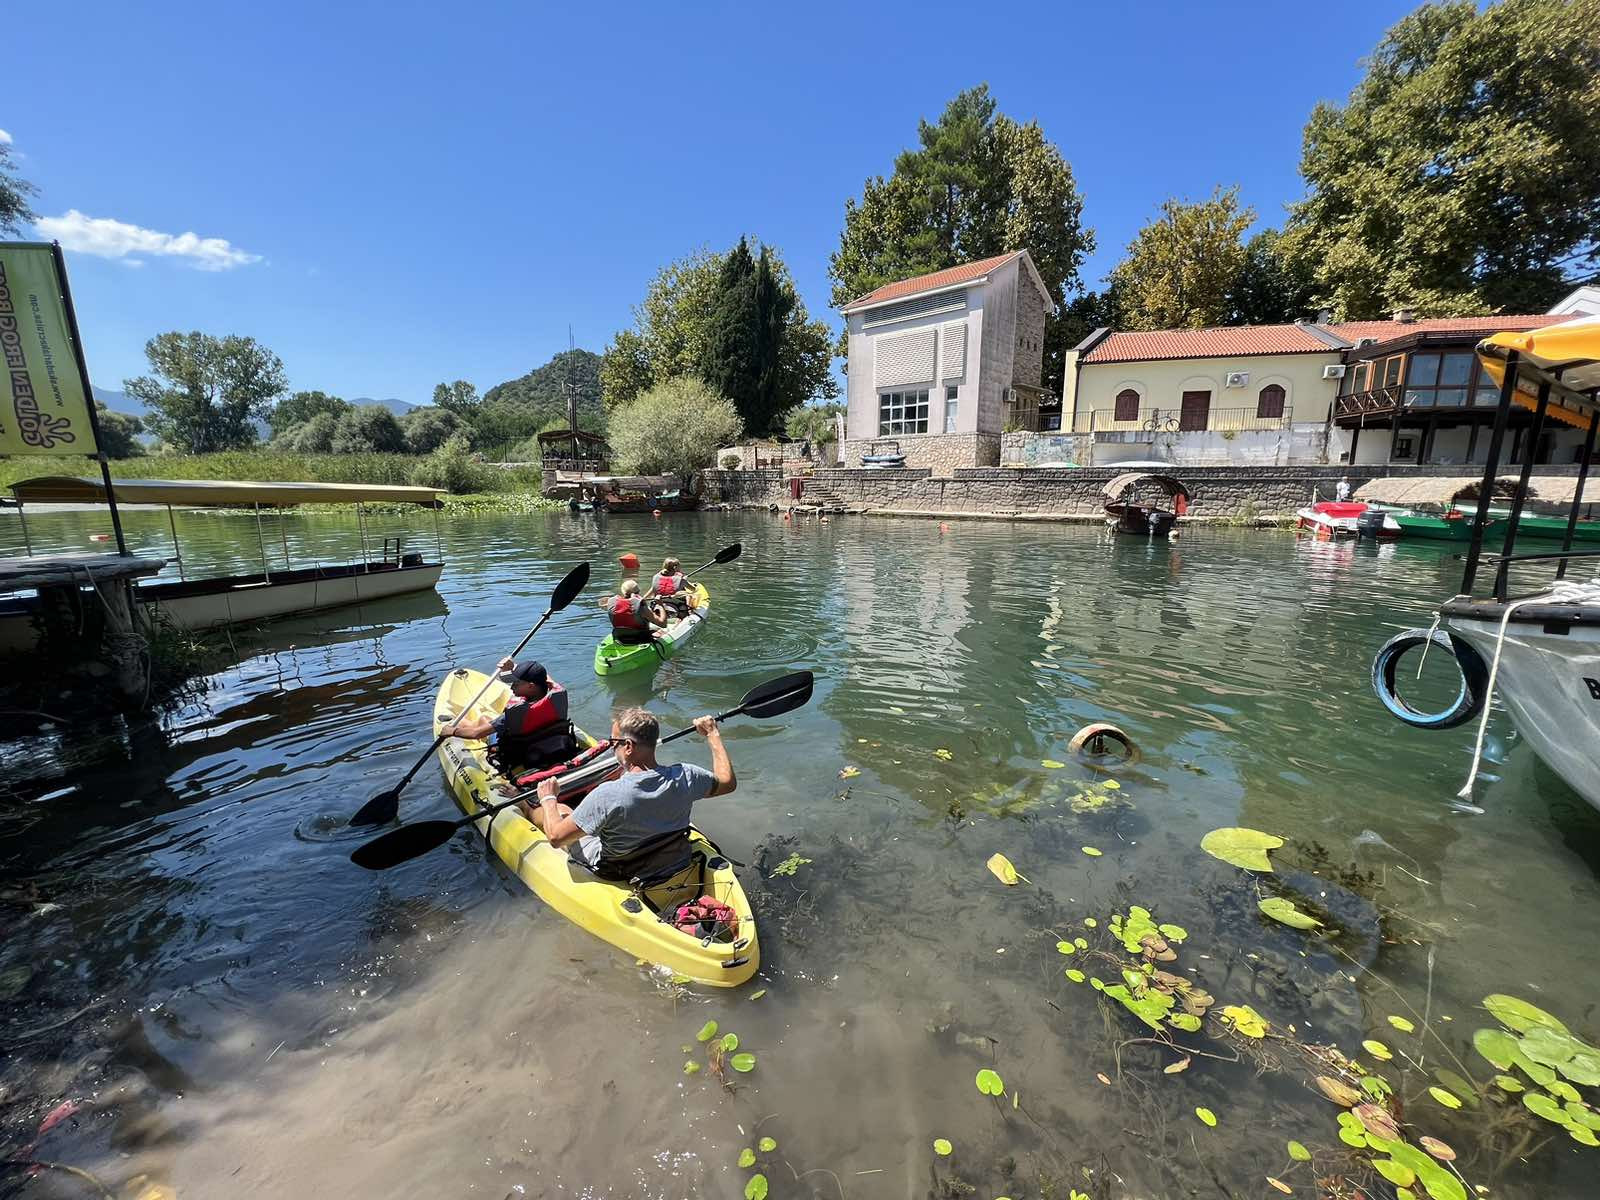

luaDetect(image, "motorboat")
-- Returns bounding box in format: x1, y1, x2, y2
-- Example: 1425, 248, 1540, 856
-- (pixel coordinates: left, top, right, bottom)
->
1102, 471, 1190, 537
1371, 315, 1600, 814
1294, 501, 1398, 539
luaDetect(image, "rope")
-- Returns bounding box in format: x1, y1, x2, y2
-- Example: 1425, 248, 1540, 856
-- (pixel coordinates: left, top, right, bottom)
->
1457, 576, 1600, 801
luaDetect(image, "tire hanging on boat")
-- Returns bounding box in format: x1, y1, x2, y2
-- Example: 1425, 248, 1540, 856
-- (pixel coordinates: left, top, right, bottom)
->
1370, 627, 1490, 730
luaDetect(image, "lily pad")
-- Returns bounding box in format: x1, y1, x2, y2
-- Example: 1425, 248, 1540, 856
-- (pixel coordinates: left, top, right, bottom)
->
1081, 846, 1103, 857
1286, 1140, 1311, 1161
1388, 1014, 1417, 1034
1373, 1159, 1417, 1188
730, 1052, 757, 1073
1195, 1106, 1217, 1127
934, 748, 954, 761
1418, 1136, 1455, 1161
1258, 897, 1321, 929
1200, 827, 1283, 872
1428, 1086, 1462, 1109
745, 1174, 768, 1200
1354, 1102, 1400, 1142
986, 853, 1028, 885
1168, 1012, 1202, 1032
1315, 1075, 1363, 1107
1057, 941, 1077, 955
684, 1061, 701, 1075
1267, 1178, 1292, 1195
1041, 759, 1065, 769
758, 1136, 777, 1152
1158, 922, 1188, 942
738, 1148, 757, 1168
748, 989, 767, 1000
975, 1068, 1005, 1096
696, 1021, 718, 1042
1484, 993, 1568, 1035
1493, 1073, 1524, 1092
1473, 1027, 1518, 1070
1362, 1039, 1393, 1062
1065, 969, 1086, 984
1524, 1091, 1566, 1123
721, 1033, 740, 1052
932, 1138, 952, 1156
1220, 1004, 1268, 1038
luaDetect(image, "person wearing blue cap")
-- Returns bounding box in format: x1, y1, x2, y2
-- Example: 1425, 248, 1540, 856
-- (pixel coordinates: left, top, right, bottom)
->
442, 657, 571, 773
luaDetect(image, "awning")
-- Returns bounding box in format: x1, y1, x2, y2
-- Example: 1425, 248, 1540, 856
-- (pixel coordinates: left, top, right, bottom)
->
8, 476, 444, 508
1477, 315, 1600, 429
1102, 472, 1190, 503
1353, 476, 1521, 506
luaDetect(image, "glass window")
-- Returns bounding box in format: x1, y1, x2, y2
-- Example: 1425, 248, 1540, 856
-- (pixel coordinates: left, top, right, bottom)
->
944, 386, 958, 433
1383, 356, 1404, 387
1114, 388, 1140, 421
1352, 362, 1373, 393
1439, 352, 1473, 386
1474, 387, 1500, 407
1435, 388, 1467, 408
1408, 352, 1440, 387
878, 390, 929, 436
1339, 366, 1356, 395
1256, 384, 1286, 419
1408, 389, 1434, 408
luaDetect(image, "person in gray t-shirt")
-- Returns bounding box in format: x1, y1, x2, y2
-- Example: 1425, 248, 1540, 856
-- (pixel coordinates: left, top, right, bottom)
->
523, 705, 736, 874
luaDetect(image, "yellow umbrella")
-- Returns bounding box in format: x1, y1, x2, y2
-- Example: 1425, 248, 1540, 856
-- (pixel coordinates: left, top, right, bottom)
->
1477, 315, 1600, 429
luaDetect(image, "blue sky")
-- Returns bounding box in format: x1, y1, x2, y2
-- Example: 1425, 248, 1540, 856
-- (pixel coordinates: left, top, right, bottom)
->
10, 0, 1418, 406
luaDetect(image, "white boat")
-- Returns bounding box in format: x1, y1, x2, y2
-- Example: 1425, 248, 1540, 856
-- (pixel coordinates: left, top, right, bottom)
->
1371, 315, 1600, 814
1295, 501, 1399, 539
1, 477, 446, 654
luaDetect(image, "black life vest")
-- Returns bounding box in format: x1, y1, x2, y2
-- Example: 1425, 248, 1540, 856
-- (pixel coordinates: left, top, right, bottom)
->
494, 683, 571, 769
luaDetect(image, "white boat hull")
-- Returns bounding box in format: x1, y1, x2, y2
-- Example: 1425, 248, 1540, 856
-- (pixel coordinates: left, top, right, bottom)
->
1447, 606, 1600, 815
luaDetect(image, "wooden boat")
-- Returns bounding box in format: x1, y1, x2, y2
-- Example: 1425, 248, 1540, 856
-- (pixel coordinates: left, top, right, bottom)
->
1102, 471, 1189, 536
568, 476, 696, 514
1390, 509, 1498, 541
1, 477, 445, 654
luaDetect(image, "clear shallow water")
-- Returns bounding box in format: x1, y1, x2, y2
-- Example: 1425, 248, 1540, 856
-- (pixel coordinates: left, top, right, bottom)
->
2, 507, 1598, 1199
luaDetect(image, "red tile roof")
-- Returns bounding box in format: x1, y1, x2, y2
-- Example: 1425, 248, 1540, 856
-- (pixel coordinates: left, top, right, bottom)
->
842, 252, 1021, 311
1084, 314, 1567, 364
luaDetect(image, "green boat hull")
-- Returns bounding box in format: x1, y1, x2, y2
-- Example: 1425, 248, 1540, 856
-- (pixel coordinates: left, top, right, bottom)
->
1390, 512, 1493, 541
593, 584, 710, 676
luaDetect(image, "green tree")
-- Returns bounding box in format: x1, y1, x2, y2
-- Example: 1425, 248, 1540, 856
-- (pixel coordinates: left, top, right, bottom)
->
124, 332, 287, 453
401, 406, 466, 453
1227, 229, 1318, 326
1286, 0, 1600, 317
92, 400, 144, 459
783, 402, 844, 447
331, 404, 407, 454
607, 377, 743, 481
269, 389, 349, 436
0, 138, 38, 236
277, 411, 339, 453
1110, 187, 1254, 330
598, 329, 652, 410
830, 85, 1093, 389
431, 380, 481, 419
482, 348, 603, 428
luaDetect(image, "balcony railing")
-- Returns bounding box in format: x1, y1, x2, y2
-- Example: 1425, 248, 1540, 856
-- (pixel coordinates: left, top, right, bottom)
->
1069, 405, 1295, 435
1333, 388, 1403, 420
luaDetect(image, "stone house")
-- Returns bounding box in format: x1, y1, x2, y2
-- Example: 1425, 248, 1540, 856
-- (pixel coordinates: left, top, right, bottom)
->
840, 250, 1052, 474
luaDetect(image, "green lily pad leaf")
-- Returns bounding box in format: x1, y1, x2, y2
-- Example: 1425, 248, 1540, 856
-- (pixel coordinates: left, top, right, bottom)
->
975, 1068, 1005, 1096
1387, 1014, 1416, 1033
1081, 846, 1103, 857
1484, 994, 1568, 1035
1570, 1124, 1600, 1147
738, 1148, 756, 1168
684, 1061, 701, 1074
1362, 1039, 1393, 1061
745, 1173, 768, 1200
1064, 968, 1086, 983
1566, 1102, 1600, 1131
1493, 1073, 1524, 1092
1041, 758, 1065, 769
1057, 941, 1076, 955
1360, 1075, 1393, 1101
934, 748, 954, 760
721, 1033, 739, 1052
1433, 1068, 1481, 1109
1258, 897, 1321, 929
1083, 918, 1097, 929
670, 973, 692, 985
1195, 1107, 1217, 1127
730, 1052, 757, 1073
758, 1136, 777, 1152
1428, 1086, 1462, 1109
1200, 827, 1283, 872
1286, 1140, 1311, 1162
748, 989, 767, 1000
1169, 1012, 1202, 1032
1524, 1091, 1567, 1123
1548, 1079, 1582, 1103
1473, 1027, 1518, 1069
1219, 1004, 1268, 1038
1373, 1159, 1416, 1187
696, 1021, 718, 1042
1074, 936, 1088, 949
1337, 1124, 1367, 1148
933, 1138, 952, 1156
1157, 923, 1188, 942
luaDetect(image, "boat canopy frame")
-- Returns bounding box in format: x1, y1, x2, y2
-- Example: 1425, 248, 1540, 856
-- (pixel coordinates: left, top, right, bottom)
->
1463, 318, 1600, 600
1101, 472, 1191, 514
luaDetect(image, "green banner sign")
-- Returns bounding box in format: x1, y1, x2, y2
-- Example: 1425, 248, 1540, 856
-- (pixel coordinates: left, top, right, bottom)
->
0, 242, 99, 456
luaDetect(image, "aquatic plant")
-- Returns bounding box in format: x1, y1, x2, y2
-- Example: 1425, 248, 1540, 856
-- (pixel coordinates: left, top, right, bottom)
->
769, 853, 811, 877
985, 853, 1028, 886
1470, 993, 1600, 1146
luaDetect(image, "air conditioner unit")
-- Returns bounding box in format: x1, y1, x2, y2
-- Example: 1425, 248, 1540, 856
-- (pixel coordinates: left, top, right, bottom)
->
1356, 337, 1379, 348
1224, 372, 1249, 388
1322, 364, 1347, 380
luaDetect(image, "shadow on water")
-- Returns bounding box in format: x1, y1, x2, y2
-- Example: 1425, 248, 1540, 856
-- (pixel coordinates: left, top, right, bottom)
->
1, 508, 1598, 1198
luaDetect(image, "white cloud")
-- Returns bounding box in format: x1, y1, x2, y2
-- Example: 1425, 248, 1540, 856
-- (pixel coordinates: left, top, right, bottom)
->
0, 129, 13, 145
34, 209, 262, 271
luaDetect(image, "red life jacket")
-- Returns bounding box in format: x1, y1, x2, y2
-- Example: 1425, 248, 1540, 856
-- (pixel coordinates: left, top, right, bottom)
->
674, 895, 739, 939
655, 572, 683, 596
610, 595, 644, 630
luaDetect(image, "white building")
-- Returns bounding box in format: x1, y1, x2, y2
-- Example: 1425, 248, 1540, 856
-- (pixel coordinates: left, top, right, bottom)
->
840, 250, 1052, 475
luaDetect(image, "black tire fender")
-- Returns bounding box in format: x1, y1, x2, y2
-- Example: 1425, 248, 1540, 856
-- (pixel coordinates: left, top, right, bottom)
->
1371, 627, 1489, 730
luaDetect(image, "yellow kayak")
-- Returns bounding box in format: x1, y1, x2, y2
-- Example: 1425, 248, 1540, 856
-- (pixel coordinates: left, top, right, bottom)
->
432, 668, 760, 987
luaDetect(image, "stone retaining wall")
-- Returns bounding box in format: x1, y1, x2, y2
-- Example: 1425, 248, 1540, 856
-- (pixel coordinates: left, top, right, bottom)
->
700, 462, 1585, 519
840, 432, 1000, 476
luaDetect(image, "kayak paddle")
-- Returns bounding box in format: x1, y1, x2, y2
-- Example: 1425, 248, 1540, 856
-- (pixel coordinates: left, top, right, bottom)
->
349, 669, 814, 871
346, 561, 592, 828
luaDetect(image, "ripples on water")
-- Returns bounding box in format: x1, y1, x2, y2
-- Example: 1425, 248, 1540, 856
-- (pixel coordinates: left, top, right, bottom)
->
2, 508, 1598, 1198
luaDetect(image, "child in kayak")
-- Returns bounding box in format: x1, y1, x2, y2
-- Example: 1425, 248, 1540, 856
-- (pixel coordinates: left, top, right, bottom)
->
648, 557, 691, 615
600, 578, 669, 644
442, 659, 571, 772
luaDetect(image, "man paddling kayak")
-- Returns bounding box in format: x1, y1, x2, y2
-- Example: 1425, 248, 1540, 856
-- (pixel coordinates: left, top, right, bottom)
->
523, 706, 735, 878
441, 659, 572, 773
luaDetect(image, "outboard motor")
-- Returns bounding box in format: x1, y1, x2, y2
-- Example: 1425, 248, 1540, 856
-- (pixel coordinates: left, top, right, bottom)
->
1356, 508, 1387, 539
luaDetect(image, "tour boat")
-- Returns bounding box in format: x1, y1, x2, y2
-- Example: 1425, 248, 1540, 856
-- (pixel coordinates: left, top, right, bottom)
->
1102, 471, 1190, 537
1371, 315, 1600, 815
1, 477, 445, 655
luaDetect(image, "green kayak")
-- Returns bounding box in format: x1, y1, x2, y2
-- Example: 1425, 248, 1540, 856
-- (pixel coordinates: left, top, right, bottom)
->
593, 583, 710, 676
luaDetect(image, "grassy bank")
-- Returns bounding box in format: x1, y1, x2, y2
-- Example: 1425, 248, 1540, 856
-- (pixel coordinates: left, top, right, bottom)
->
0, 451, 548, 495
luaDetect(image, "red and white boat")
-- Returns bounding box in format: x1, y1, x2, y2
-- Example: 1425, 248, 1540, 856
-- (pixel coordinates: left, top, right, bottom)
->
1294, 501, 1400, 540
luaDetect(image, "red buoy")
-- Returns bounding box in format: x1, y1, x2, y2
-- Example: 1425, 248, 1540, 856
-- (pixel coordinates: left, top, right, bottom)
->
652, 509, 662, 517
618, 552, 640, 570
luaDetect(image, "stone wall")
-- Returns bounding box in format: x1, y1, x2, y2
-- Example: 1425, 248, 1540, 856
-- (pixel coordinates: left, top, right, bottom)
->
840, 432, 1000, 476
702, 462, 1587, 519
1001, 431, 1090, 465
1013, 271, 1047, 391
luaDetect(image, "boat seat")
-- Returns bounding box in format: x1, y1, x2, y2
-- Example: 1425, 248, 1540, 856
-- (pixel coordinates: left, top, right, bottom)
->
570, 827, 697, 887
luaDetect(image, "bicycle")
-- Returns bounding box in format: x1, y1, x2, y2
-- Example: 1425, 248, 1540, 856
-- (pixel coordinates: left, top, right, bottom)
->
1141, 412, 1181, 434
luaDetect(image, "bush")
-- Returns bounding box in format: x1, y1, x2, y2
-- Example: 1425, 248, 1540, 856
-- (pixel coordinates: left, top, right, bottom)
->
608, 378, 743, 480
720, 453, 741, 470
402, 407, 466, 454
94, 403, 145, 459
332, 405, 407, 454
408, 435, 494, 493
276, 411, 338, 453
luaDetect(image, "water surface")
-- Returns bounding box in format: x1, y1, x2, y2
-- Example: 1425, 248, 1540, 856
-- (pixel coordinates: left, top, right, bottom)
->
2, 507, 1597, 1199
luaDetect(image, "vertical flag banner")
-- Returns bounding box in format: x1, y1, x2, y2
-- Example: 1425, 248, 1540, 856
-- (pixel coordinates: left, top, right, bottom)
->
0, 242, 100, 456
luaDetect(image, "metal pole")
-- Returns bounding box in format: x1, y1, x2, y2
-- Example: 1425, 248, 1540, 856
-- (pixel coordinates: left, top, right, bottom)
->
1556, 408, 1599, 582
280, 512, 291, 571
432, 503, 443, 559
16, 500, 31, 557
1494, 380, 1551, 598
253, 502, 272, 582
166, 504, 185, 580
50, 243, 129, 558
1461, 350, 1520, 595
356, 502, 370, 573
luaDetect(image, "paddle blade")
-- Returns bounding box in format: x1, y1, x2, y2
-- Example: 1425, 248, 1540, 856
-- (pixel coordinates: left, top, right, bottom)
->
739, 671, 814, 719
349, 820, 461, 870
347, 787, 402, 828
549, 561, 591, 612
714, 542, 743, 564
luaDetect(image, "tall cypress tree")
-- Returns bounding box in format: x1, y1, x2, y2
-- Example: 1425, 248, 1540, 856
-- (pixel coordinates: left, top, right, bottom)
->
703, 239, 762, 429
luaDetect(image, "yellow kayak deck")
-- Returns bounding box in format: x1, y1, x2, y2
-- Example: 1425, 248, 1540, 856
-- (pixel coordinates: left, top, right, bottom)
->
433, 668, 759, 987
